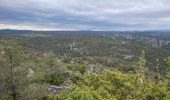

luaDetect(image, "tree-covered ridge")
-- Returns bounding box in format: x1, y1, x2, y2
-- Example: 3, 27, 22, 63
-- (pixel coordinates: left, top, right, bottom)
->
0, 34, 170, 100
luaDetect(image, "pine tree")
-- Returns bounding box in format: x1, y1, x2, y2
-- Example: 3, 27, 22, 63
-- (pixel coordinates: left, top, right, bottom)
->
0, 42, 28, 100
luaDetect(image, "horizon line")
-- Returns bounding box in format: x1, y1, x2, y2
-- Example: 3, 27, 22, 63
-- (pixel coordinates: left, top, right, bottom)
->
0, 28, 170, 32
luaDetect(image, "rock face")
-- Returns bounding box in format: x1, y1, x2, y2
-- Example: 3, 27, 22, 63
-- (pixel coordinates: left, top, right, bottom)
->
27, 68, 34, 77
48, 81, 70, 93
88, 65, 101, 73
48, 85, 63, 93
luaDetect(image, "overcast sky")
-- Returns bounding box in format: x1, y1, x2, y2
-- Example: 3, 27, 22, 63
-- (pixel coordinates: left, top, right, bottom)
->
0, 0, 170, 31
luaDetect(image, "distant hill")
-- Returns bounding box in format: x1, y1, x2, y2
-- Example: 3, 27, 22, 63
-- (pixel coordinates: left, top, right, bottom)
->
0, 29, 34, 34
0, 29, 170, 36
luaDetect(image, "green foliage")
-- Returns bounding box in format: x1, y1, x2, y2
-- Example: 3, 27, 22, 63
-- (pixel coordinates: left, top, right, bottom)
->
165, 56, 170, 67
1, 35, 170, 100
43, 51, 57, 71
139, 50, 147, 67
45, 73, 65, 85
132, 50, 148, 73
66, 63, 87, 74
166, 72, 170, 80
66, 64, 74, 70
19, 33, 52, 38
76, 64, 87, 75
38, 95, 57, 100
70, 74, 81, 84
57, 70, 169, 100
0, 42, 29, 100
21, 83, 49, 100
133, 49, 147, 69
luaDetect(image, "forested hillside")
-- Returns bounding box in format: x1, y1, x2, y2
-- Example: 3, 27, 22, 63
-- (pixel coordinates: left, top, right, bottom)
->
0, 33, 170, 100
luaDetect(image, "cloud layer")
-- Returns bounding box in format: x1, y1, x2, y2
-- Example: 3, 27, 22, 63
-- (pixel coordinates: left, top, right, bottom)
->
0, 0, 170, 30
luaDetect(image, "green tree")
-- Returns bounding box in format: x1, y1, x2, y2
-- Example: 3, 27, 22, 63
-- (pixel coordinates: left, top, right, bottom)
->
165, 56, 170, 67
138, 50, 146, 68
44, 51, 57, 72
0, 42, 28, 100
38, 51, 66, 85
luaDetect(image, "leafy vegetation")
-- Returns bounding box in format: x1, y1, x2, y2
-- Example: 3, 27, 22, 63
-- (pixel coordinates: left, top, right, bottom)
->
57, 70, 169, 100
0, 32, 170, 100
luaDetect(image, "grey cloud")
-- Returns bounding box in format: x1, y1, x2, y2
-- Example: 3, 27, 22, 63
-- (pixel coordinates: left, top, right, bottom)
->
0, 0, 170, 30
